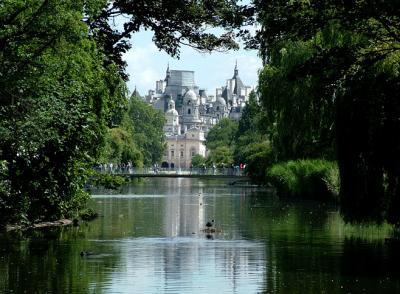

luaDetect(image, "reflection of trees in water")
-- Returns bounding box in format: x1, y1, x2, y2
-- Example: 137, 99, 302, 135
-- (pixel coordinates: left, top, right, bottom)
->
339, 237, 400, 292
0, 228, 118, 294
239, 191, 400, 293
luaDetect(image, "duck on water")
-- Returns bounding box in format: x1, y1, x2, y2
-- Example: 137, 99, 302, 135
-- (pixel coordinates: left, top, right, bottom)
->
202, 220, 221, 233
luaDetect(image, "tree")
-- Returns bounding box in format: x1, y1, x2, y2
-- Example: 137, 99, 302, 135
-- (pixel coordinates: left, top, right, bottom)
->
205, 118, 238, 166
191, 154, 206, 168
0, 1, 121, 224
127, 96, 166, 166
101, 127, 143, 166
253, 0, 400, 223
234, 91, 272, 181
206, 146, 234, 168
206, 118, 238, 151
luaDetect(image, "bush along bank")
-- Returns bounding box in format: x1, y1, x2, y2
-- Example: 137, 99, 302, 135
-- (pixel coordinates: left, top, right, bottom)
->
266, 159, 339, 201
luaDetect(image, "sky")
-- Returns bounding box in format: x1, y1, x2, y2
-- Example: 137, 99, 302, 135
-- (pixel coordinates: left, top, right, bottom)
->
123, 30, 262, 97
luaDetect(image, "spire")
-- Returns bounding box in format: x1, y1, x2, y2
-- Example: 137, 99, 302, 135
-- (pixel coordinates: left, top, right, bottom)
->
233, 60, 239, 78
165, 63, 171, 83
232, 60, 244, 95
132, 85, 140, 98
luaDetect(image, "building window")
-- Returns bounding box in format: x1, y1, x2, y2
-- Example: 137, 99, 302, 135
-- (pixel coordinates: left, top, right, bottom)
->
171, 150, 175, 157
188, 108, 191, 115
191, 148, 196, 157
216, 106, 220, 111
180, 150, 184, 157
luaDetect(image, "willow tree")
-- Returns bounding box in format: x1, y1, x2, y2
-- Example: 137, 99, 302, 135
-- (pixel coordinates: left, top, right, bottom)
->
253, 0, 400, 223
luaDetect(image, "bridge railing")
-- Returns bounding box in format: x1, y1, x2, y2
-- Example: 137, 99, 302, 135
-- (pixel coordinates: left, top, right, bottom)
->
94, 166, 245, 176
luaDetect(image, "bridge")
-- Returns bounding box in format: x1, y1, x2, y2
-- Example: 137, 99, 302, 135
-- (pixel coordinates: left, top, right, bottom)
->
96, 167, 248, 179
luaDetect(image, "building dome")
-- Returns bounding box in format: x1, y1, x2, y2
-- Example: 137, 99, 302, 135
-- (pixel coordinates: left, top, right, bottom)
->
215, 96, 226, 106
183, 89, 198, 104
167, 98, 176, 110
166, 108, 179, 116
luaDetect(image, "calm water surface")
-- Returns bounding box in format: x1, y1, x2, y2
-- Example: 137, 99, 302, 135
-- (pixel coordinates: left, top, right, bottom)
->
0, 178, 399, 293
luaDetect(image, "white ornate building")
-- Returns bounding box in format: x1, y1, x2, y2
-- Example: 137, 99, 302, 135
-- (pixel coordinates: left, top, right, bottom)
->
146, 63, 252, 168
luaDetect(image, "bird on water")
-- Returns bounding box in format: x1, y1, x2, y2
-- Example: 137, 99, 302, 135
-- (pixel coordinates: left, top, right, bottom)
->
206, 220, 214, 228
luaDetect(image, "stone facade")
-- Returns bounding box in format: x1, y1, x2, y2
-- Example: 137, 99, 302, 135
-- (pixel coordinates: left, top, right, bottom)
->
146, 63, 252, 168
163, 128, 206, 169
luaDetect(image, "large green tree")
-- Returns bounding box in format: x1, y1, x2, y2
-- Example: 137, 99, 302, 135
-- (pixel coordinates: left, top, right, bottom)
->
206, 117, 238, 150
234, 91, 272, 181
0, 1, 118, 224
253, 0, 400, 223
126, 96, 166, 166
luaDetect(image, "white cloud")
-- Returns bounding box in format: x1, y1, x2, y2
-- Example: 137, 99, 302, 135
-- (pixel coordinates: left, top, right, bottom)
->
124, 43, 165, 95
123, 30, 263, 96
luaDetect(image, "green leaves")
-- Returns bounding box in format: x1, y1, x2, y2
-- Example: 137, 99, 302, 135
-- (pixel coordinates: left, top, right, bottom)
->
127, 96, 166, 166
254, 0, 400, 223
191, 154, 206, 168
206, 146, 234, 168
0, 1, 124, 224
206, 118, 238, 150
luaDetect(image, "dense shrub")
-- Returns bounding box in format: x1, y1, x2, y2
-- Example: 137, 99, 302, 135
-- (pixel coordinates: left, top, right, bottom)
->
266, 160, 339, 201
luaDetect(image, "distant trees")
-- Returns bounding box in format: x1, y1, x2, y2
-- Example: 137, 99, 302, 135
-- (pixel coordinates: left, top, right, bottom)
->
102, 127, 143, 167
206, 118, 238, 150
191, 154, 206, 168
205, 118, 238, 167
233, 91, 271, 182
101, 95, 166, 167
204, 94, 272, 175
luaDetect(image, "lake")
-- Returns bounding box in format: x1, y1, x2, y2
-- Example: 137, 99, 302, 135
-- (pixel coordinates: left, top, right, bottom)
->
0, 178, 399, 293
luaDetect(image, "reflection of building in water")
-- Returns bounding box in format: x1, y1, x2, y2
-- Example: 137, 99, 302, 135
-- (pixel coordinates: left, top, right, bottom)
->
164, 186, 205, 236
105, 178, 266, 293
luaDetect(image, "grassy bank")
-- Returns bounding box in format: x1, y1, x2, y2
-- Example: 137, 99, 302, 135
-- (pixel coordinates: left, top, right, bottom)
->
266, 159, 339, 201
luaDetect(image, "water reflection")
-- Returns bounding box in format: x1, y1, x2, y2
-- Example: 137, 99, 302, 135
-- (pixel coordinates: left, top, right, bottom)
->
0, 178, 400, 293
92, 178, 267, 293
99, 238, 265, 293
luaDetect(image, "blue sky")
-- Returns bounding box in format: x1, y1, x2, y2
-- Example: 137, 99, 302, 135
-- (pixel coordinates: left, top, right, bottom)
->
123, 29, 262, 97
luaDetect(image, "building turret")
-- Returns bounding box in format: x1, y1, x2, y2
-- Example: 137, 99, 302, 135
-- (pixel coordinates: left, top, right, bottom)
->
182, 89, 201, 130
164, 98, 180, 135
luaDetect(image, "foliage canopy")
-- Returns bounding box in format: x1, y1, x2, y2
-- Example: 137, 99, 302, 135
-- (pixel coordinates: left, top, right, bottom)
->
253, 0, 400, 224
